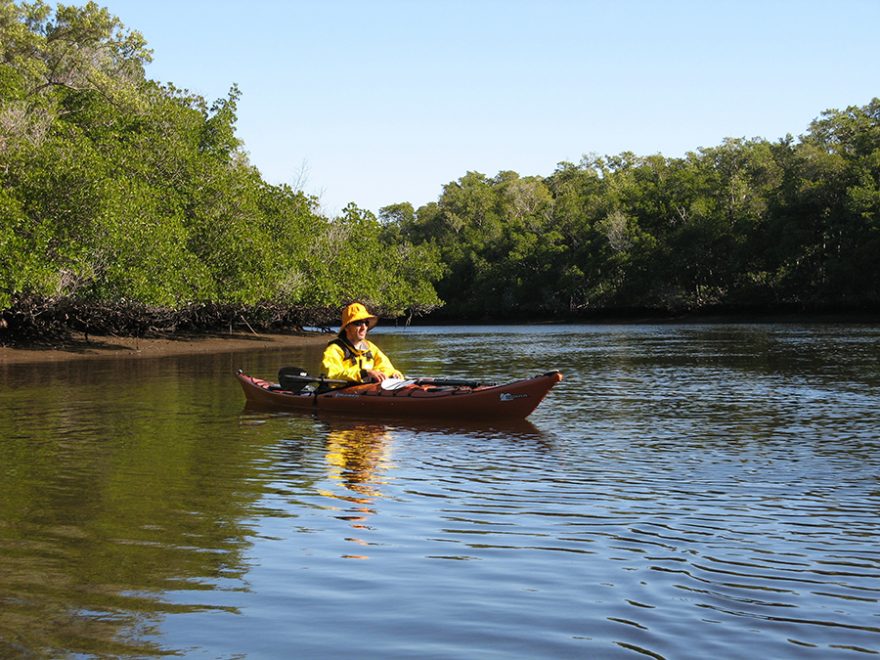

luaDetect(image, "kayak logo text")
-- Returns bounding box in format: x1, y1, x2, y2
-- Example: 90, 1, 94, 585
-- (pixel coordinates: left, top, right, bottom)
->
499, 393, 528, 401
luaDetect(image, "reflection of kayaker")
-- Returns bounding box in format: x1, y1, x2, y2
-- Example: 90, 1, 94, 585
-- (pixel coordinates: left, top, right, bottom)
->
322, 303, 403, 384
320, 421, 394, 560
324, 422, 392, 499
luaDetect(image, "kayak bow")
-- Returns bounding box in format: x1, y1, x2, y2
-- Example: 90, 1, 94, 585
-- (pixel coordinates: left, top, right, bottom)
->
236, 369, 562, 420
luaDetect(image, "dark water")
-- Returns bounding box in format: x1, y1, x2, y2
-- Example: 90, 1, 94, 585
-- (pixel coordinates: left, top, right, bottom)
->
1, 324, 879, 658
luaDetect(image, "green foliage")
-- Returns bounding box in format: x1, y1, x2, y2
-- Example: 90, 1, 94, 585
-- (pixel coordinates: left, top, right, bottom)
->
2, 0, 878, 329
300, 203, 442, 316
381, 99, 880, 318
0, 1, 443, 334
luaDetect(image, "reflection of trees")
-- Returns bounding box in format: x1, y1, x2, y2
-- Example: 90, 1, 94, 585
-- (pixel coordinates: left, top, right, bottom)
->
0, 356, 282, 657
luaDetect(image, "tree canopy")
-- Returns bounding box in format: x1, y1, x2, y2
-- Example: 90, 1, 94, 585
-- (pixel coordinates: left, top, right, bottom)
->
1, 0, 442, 338
2, 1, 878, 339
383, 100, 880, 318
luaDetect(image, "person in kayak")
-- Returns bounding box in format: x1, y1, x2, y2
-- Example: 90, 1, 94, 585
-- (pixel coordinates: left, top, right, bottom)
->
322, 302, 404, 383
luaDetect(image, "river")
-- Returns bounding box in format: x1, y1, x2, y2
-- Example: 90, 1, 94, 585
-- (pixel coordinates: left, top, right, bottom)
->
1, 324, 878, 658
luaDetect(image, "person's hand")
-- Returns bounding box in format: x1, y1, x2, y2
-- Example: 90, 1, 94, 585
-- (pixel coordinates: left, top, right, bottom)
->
366, 369, 387, 382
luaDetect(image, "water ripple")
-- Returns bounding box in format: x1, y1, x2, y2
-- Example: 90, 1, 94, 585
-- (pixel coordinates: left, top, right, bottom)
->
3, 325, 880, 657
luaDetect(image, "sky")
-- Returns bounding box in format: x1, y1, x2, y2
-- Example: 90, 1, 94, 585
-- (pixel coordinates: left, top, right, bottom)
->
81, 0, 879, 217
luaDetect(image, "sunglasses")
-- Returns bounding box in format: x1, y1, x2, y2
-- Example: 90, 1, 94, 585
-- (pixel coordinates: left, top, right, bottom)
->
351, 320, 370, 327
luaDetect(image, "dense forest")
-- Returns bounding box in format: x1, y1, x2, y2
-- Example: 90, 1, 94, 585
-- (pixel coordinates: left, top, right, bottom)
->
386, 102, 880, 319
0, 0, 442, 339
2, 1, 879, 341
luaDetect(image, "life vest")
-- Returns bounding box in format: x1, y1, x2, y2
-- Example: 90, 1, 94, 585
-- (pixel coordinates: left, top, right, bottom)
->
328, 337, 373, 363
323, 335, 399, 383
325, 337, 376, 382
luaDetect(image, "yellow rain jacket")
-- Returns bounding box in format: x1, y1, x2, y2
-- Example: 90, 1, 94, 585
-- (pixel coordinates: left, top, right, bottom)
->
322, 337, 399, 383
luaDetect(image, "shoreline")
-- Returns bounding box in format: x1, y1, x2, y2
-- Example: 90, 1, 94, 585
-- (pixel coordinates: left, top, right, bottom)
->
0, 331, 331, 366
4, 310, 878, 366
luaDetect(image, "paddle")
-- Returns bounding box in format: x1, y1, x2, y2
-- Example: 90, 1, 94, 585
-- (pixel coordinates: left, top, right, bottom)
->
276, 366, 493, 390
276, 366, 351, 393
413, 377, 493, 388
277, 370, 350, 386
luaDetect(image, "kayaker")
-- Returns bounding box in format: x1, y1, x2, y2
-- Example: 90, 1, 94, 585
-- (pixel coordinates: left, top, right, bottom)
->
322, 302, 404, 383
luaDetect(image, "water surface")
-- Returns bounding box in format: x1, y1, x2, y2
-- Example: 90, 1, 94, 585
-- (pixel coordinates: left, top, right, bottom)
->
1, 324, 879, 658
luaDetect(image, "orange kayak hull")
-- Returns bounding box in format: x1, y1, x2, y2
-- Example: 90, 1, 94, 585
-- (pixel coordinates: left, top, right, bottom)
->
236, 370, 562, 420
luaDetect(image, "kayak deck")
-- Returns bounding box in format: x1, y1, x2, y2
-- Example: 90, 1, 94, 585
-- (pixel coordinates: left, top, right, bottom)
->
236, 370, 562, 420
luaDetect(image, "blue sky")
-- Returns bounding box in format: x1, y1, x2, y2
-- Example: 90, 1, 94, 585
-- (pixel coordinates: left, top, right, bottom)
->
87, 0, 879, 216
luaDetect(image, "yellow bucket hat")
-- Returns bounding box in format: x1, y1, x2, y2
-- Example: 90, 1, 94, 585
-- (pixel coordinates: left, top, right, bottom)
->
340, 302, 378, 330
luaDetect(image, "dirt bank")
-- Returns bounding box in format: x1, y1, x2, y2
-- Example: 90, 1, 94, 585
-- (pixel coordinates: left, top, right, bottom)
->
0, 331, 331, 365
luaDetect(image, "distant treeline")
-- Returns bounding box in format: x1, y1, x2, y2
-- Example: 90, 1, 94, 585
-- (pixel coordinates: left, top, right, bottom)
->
380, 100, 880, 319
2, 2, 879, 342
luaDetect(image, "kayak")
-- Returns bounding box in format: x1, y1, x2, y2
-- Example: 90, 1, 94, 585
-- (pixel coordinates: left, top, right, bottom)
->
235, 369, 563, 420
236, 370, 562, 420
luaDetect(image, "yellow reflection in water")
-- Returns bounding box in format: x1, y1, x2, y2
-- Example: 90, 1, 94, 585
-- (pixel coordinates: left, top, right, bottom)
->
319, 420, 394, 559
